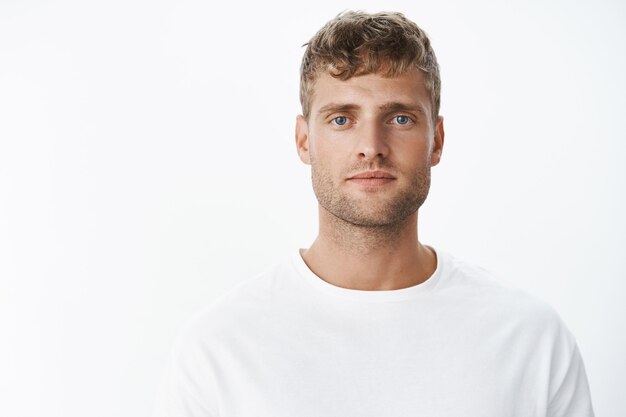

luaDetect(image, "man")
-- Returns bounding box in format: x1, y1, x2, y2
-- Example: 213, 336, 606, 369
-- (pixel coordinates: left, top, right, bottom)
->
153, 11, 594, 417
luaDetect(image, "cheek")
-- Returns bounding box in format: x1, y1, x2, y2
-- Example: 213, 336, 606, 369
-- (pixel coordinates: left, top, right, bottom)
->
395, 141, 430, 162
310, 151, 334, 178
310, 138, 342, 169
310, 151, 348, 192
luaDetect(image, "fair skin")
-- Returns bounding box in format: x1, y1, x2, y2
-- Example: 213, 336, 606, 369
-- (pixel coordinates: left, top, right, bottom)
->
295, 68, 444, 291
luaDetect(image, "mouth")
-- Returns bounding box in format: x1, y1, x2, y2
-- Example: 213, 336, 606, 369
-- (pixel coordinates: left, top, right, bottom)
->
346, 170, 396, 187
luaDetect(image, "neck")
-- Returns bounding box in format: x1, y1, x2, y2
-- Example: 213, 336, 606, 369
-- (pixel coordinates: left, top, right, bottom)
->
301, 206, 436, 291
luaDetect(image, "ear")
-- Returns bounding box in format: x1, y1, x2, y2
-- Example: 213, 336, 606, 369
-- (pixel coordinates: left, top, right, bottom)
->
295, 115, 311, 165
430, 116, 445, 167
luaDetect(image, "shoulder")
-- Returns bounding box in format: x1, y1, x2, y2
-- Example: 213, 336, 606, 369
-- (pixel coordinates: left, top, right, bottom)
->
175, 256, 296, 342
436, 253, 593, 415
437, 250, 576, 343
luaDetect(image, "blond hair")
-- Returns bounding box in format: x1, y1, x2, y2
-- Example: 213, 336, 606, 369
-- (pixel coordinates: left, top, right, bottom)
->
300, 11, 441, 123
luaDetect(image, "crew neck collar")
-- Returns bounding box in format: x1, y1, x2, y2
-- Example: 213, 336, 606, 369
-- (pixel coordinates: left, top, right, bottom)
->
291, 247, 444, 302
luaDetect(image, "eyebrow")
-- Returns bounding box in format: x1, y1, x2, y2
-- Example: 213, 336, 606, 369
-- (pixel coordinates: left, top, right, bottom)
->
317, 102, 428, 117
317, 103, 360, 115
378, 102, 428, 116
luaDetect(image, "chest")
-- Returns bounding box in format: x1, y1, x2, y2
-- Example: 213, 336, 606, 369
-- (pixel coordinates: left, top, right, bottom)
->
208, 312, 549, 417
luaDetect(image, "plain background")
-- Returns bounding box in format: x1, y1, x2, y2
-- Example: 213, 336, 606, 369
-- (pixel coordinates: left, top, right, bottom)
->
1, 0, 624, 416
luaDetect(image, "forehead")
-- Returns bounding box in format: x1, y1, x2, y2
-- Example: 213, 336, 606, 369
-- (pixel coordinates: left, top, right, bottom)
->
309, 68, 431, 116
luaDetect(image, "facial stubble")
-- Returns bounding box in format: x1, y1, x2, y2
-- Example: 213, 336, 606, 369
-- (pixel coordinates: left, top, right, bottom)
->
310, 154, 432, 231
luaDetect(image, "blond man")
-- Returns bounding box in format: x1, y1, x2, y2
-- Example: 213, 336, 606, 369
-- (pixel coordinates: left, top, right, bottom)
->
153, 11, 594, 417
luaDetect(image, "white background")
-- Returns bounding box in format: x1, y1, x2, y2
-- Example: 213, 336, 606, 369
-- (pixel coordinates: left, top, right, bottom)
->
1, 0, 624, 416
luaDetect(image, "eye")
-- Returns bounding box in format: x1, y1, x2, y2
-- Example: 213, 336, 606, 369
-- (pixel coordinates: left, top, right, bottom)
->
332, 116, 349, 126
393, 115, 412, 125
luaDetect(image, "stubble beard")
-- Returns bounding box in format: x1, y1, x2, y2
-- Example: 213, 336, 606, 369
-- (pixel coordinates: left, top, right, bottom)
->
310, 157, 432, 231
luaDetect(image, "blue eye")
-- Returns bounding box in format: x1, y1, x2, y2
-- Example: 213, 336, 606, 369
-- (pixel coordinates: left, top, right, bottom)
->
395, 115, 411, 125
333, 116, 348, 126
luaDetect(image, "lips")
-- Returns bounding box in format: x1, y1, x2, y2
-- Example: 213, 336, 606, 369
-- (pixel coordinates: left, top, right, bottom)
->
347, 170, 396, 180
346, 170, 396, 187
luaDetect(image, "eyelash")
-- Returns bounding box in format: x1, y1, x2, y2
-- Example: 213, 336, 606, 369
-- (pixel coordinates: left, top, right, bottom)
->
331, 116, 350, 126
329, 115, 415, 127
391, 115, 414, 125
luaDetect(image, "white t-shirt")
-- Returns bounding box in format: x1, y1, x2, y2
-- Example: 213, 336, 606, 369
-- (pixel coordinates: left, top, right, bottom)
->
153, 249, 594, 417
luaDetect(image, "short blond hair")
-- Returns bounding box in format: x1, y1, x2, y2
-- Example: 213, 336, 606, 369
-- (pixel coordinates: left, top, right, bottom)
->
300, 11, 441, 123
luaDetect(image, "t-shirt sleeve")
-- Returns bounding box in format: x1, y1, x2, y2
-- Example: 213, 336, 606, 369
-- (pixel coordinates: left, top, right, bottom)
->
152, 318, 219, 417
546, 320, 595, 417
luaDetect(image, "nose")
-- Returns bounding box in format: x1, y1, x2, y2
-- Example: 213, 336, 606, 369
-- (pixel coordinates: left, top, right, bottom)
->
355, 121, 389, 161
